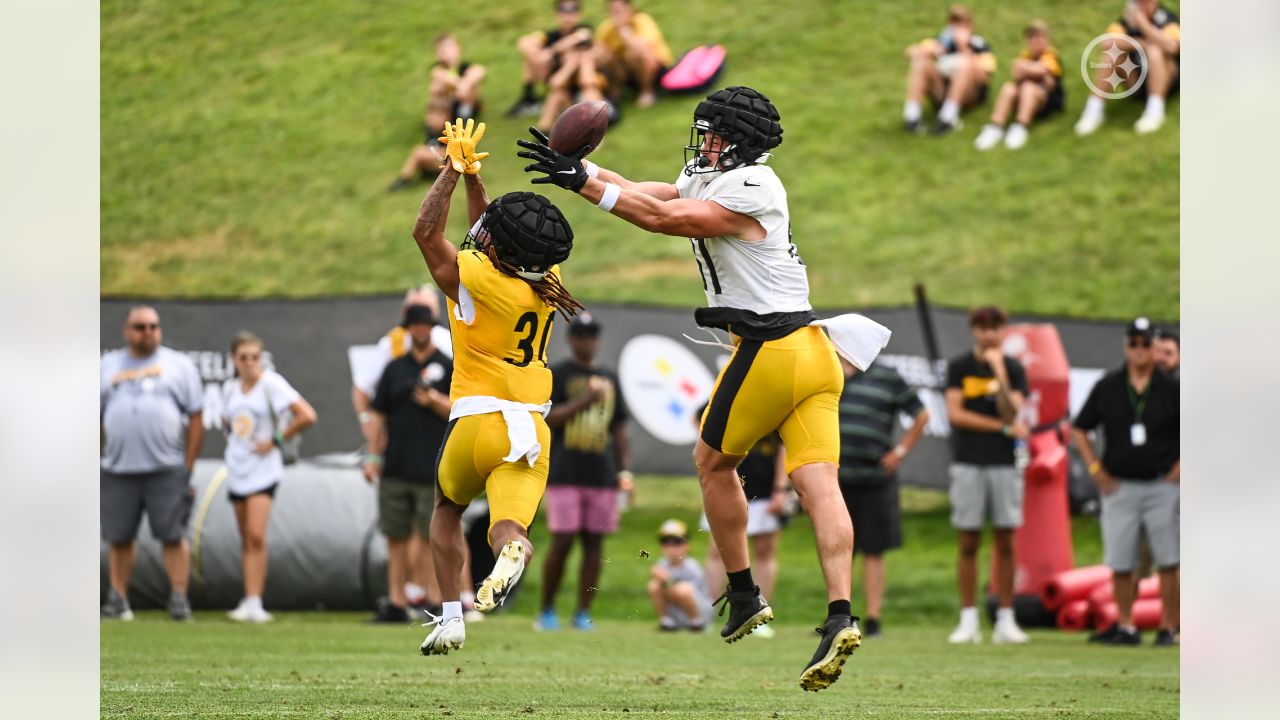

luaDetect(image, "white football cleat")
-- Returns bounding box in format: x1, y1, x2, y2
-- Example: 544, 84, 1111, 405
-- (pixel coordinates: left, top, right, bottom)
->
475, 540, 526, 612
948, 621, 982, 644
1004, 123, 1029, 150
1074, 113, 1104, 137
973, 124, 1004, 151
993, 617, 1030, 644
420, 615, 466, 655
1134, 112, 1165, 135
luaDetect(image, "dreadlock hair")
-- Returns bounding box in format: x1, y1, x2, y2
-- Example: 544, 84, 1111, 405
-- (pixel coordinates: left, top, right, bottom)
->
483, 243, 584, 320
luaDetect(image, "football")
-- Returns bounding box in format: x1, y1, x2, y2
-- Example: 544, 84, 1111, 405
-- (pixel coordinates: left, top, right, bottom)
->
548, 100, 610, 158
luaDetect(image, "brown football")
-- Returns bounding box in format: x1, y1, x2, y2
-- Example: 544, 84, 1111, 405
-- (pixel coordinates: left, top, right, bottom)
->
549, 100, 610, 157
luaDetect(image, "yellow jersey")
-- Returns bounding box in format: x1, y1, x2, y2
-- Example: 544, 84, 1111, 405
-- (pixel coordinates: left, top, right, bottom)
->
446, 250, 559, 405
596, 12, 674, 67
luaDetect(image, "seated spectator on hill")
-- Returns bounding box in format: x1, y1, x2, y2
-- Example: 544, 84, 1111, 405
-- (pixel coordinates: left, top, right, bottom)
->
974, 21, 1063, 151
647, 520, 712, 632
510, 1, 596, 119
1075, 0, 1179, 137
902, 5, 996, 136
388, 34, 486, 192
594, 0, 672, 109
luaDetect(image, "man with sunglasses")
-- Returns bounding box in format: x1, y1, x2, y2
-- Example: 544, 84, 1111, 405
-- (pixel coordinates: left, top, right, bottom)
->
100, 306, 206, 621
1071, 317, 1180, 646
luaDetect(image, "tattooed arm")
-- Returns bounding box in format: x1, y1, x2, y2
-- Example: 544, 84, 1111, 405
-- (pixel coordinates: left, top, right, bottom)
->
412, 165, 462, 302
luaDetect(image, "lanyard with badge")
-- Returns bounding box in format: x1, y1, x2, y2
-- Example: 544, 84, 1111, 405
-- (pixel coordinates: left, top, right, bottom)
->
1127, 380, 1148, 447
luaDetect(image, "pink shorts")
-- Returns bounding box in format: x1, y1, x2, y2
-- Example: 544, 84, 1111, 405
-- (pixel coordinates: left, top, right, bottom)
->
545, 485, 620, 535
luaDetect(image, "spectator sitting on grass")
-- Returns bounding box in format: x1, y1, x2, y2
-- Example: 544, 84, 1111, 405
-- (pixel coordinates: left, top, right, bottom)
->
1075, 0, 1180, 137
388, 33, 486, 192
647, 519, 712, 632
594, 0, 672, 109
510, 0, 596, 119
902, 4, 996, 136
973, 21, 1063, 151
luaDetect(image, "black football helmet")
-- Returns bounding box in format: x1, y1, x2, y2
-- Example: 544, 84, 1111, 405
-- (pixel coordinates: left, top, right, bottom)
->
684, 86, 784, 175
466, 192, 573, 280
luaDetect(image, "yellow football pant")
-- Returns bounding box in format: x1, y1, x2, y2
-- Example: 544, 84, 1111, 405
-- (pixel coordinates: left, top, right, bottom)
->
436, 412, 551, 538
700, 325, 843, 474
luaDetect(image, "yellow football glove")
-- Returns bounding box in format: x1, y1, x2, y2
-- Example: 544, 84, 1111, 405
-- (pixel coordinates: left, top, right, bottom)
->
437, 118, 489, 175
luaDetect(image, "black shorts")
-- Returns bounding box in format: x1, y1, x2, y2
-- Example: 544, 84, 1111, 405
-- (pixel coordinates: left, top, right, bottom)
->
840, 481, 903, 556
1037, 85, 1065, 119
228, 482, 279, 504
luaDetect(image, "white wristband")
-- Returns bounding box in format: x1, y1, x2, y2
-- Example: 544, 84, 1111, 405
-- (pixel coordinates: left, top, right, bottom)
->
596, 182, 621, 212
583, 160, 599, 178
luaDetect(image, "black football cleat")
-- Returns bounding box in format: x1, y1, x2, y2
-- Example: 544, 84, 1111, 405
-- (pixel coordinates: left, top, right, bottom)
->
714, 586, 774, 643
799, 615, 862, 692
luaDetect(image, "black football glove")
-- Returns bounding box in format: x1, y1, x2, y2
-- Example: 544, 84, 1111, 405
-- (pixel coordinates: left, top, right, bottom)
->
516, 127, 589, 193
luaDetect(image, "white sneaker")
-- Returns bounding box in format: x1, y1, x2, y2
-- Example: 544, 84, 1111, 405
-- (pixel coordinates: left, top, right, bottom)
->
1074, 112, 1104, 137
993, 617, 1029, 644
1004, 123, 1029, 150
948, 622, 982, 644
420, 616, 466, 655
227, 600, 253, 622
475, 540, 526, 612
1134, 112, 1165, 135
247, 606, 274, 624
973, 123, 1004, 151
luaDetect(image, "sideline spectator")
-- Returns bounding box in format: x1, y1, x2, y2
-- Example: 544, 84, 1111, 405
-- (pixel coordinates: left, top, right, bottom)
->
594, 0, 673, 109
902, 5, 997, 136
1075, 0, 1180, 136
944, 305, 1030, 645
364, 304, 453, 622
1071, 317, 1180, 646
1154, 328, 1179, 378
973, 21, 1063, 151
352, 286, 453, 608
701, 431, 788, 640
100, 306, 205, 621
510, 1, 596, 119
647, 520, 712, 632
388, 34, 487, 191
837, 357, 930, 638
537, 313, 631, 631
221, 332, 317, 623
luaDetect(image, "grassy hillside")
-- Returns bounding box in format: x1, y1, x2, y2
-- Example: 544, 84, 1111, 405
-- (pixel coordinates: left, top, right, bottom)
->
102, 0, 1178, 319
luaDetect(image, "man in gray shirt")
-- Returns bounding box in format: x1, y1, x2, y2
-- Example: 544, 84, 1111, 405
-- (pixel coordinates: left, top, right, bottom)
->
100, 306, 206, 620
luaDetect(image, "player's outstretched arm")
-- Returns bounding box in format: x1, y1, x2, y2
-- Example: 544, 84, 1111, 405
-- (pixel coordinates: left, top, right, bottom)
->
463, 173, 489, 228
411, 165, 462, 302
592, 165, 679, 200
519, 131, 754, 238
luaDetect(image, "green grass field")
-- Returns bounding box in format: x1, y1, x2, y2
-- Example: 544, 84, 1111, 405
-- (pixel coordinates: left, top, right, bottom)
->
101, 478, 1179, 718
101, 0, 1178, 320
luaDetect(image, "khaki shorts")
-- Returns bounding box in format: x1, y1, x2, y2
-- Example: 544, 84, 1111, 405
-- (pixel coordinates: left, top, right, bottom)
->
949, 463, 1023, 530
378, 478, 434, 539
1102, 479, 1179, 572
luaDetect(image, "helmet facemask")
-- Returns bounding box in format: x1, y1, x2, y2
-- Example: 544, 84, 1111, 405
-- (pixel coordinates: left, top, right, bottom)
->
684, 122, 741, 175
682, 86, 783, 177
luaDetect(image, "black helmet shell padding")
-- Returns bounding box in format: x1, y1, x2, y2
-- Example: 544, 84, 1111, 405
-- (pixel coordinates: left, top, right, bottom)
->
692, 86, 784, 165
483, 192, 573, 276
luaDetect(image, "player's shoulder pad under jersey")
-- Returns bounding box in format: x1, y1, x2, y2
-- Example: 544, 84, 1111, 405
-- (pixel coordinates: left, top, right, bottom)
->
457, 249, 500, 293
706, 165, 781, 218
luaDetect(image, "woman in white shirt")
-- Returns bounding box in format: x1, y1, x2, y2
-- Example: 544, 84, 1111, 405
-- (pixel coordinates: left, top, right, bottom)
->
221, 331, 317, 622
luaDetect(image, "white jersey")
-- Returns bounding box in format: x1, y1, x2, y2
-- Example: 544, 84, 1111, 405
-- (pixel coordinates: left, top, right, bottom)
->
674, 159, 811, 317
221, 371, 301, 495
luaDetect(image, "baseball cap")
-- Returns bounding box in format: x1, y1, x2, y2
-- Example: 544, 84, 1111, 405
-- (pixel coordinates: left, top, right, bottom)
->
568, 312, 601, 337
657, 519, 688, 541
1126, 316, 1154, 340
402, 304, 436, 327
